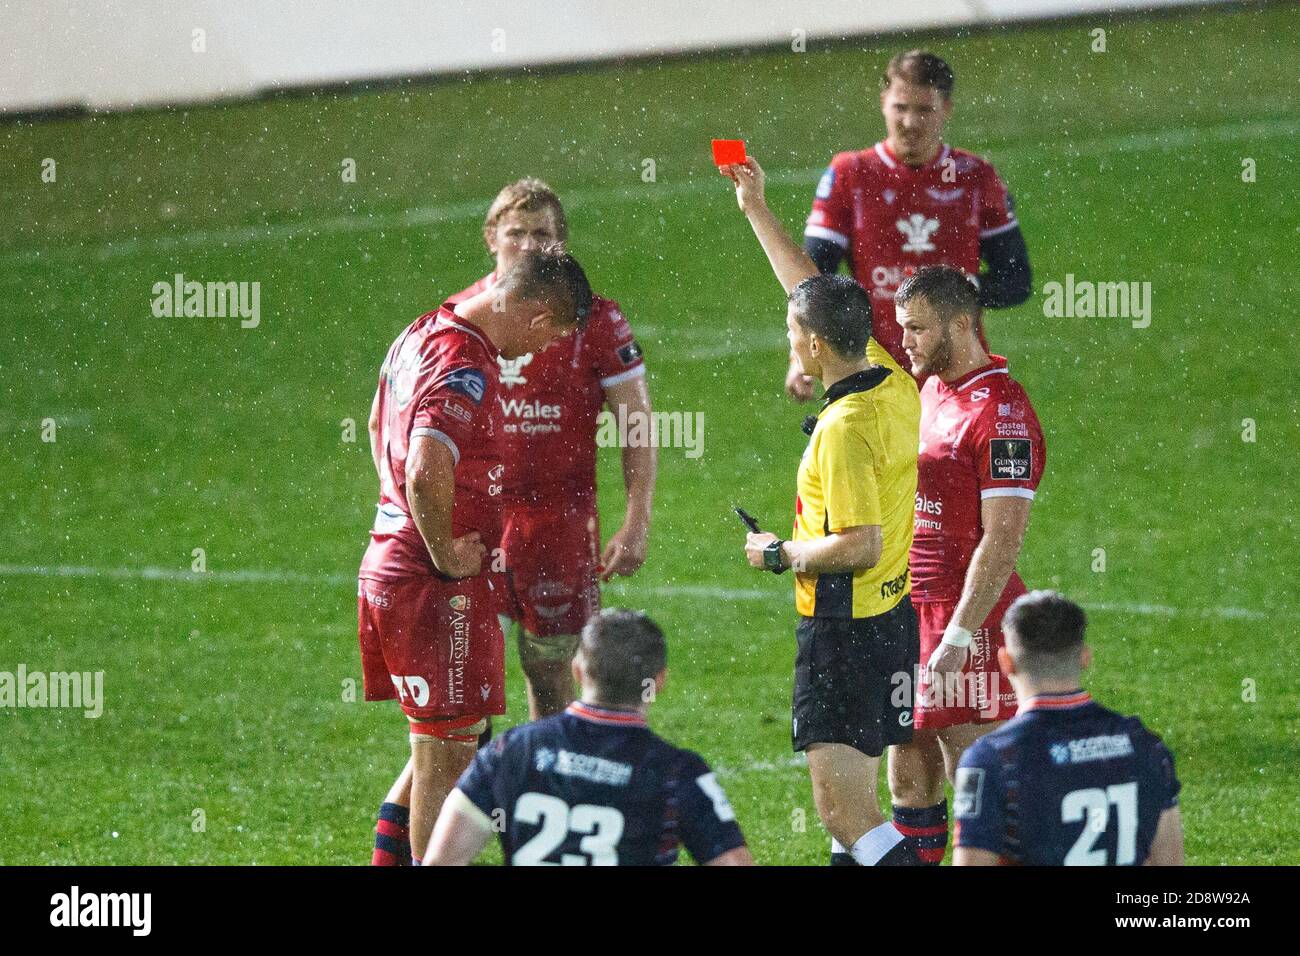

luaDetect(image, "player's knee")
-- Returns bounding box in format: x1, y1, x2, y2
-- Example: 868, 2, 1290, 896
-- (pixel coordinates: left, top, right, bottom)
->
519, 630, 579, 676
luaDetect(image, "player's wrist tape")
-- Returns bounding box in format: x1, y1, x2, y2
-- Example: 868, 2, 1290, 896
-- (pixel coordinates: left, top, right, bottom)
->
941, 624, 973, 648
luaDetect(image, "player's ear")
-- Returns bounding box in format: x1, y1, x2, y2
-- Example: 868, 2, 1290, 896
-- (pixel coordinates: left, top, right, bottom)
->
997, 645, 1015, 676
571, 652, 584, 687
941, 96, 954, 121
654, 669, 667, 698
1080, 643, 1093, 672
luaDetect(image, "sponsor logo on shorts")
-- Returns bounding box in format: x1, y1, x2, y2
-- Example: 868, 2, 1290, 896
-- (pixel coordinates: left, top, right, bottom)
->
892, 665, 1005, 720
448, 603, 471, 706
529, 578, 575, 620
365, 587, 393, 610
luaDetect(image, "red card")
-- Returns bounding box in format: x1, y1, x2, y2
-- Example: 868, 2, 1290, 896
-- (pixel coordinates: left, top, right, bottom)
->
711, 139, 746, 166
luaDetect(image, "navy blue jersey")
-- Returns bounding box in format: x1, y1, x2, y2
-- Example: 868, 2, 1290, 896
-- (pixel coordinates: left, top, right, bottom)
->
953, 691, 1180, 865
455, 702, 747, 866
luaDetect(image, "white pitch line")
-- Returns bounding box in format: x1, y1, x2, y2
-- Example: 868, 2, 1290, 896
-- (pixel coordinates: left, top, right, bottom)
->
0, 563, 1288, 622
6, 115, 1297, 268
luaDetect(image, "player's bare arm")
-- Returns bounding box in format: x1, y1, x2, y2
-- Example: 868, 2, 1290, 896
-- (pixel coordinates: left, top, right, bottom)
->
723, 157, 819, 295
952, 846, 999, 866
601, 373, 656, 581
368, 386, 382, 478
705, 846, 755, 866
929, 495, 1032, 676
744, 525, 881, 574
722, 156, 821, 400
423, 789, 494, 866
405, 435, 486, 579
1144, 807, 1185, 866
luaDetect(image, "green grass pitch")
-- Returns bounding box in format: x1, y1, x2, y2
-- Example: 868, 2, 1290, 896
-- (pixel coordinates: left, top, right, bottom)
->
1, 4, 1296, 864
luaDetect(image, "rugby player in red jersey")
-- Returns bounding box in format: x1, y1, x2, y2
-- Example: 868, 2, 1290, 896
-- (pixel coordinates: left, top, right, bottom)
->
359, 247, 592, 866
788, 49, 1031, 398
887, 265, 1046, 864
449, 179, 657, 720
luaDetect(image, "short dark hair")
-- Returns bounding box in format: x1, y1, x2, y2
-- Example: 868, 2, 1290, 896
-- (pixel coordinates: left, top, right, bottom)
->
495, 245, 592, 329
882, 50, 955, 100
894, 265, 979, 325
1002, 590, 1088, 680
579, 609, 667, 707
788, 274, 872, 358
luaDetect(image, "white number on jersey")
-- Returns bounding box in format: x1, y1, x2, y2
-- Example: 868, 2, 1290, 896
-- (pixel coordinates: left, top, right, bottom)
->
695, 772, 736, 822
511, 792, 625, 866
1061, 782, 1138, 865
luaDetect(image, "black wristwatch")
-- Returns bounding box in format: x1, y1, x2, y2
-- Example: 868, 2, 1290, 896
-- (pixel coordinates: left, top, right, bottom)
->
763, 539, 788, 574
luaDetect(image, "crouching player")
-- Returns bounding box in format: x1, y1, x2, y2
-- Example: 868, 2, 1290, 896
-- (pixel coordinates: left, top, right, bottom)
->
450, 179, 656, 720
954, 591, 1184, 865
424, 609, 753, 866
359, 248, 592, 865
888, 265, 1046, 863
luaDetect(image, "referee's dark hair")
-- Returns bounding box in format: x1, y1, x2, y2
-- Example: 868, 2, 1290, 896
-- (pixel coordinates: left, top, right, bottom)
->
579, 609, 667, 707
1002, 590, 1088, 680
496, 245, 593, 330
895, 265, 980, 326
788, 274, 873, 359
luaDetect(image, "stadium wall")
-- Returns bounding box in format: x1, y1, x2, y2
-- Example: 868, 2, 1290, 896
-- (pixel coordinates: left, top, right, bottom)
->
0, 0, 1230, 115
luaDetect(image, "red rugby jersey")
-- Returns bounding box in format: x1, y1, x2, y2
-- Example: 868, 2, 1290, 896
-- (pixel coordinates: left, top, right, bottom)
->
450, 273, 645, 507
911, 356, 1045, 603
805, 142, 1018, 370
359, 306, 503, 581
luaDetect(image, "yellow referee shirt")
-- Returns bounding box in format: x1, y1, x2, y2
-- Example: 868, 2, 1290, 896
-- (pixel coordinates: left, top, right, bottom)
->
793, 340, 920, 618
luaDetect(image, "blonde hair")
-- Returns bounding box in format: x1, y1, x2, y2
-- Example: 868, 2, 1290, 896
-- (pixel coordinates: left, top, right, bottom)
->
482, 178, 569, 248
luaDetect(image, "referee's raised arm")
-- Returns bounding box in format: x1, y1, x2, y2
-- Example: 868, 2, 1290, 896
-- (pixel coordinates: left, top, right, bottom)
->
724, 171, 926, 862
721, 157, 818, 296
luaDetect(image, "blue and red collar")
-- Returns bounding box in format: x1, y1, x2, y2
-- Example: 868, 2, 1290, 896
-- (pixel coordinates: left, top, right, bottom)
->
567, 701, 647, 728
1017, 690, 1092, 715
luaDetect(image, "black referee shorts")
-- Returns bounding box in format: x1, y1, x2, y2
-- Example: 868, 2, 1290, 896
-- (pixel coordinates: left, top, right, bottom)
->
792, 596, 920, 758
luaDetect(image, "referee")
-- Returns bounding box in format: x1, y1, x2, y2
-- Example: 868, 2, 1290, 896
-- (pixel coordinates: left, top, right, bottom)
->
726, 156, 923, 866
